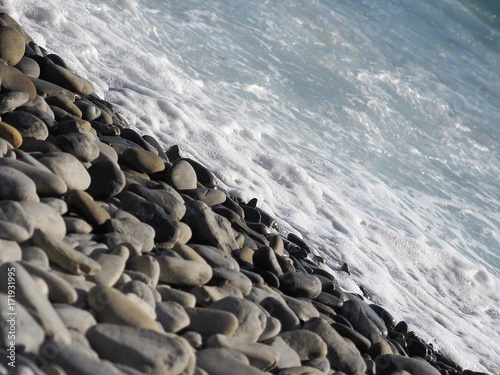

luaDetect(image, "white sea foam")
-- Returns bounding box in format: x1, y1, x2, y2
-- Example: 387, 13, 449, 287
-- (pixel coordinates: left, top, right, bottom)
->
4, 0, 500, 372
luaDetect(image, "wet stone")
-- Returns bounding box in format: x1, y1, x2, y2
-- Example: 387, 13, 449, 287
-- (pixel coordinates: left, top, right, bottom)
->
123, 146, 165, 174
43, 63, 94, 96
168, 159, 198, 190
0, 25, 25, 66
279, 271, 322, 299
14, 55, 40, 77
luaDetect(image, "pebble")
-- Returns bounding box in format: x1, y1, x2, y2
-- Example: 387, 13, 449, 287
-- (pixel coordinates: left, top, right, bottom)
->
0, 156, 68, 197
0, 25, 25, 65
0, 292, 45, 354
87, 253, 126, 286
38, 152, 91, 190
210, 296, 268, 342
190, 244, 240, 270
282, 294, 320, 322
87, 285, 160, 332
259, 295, 301, 332
0, 200, 34, 242
87, 323, 195, 375
0, 64, 37, 100
278, 329, 328, 361
66, 189, 111, 228
375, 354, 441, 375
196, 348, 264, 375
86, 152, 126, 200
64, 216, 93, 234
253, 245, 283, 276
106, 214, 155, 253
53, 304, 97, 334
303, 317, 367, 375
43, 63, 94, 96
276, 366, 324, 375
185, 307, 239, 337
126, 182, 186, 221
0, 165, 39, 201
14, 55, 40, 77
29, 77, 75, 101
155, 301, 190, 333
279, 271, 322, 299
157, 255, 213, 286
0, 121, 23, 148
74, 99, 101, 121
0, 91, 30, 114
126, 255, 160, 288
156, 285, 196, 308
57, 131, 100, 163
207, 333, 280, 371
181, 188, 227, 206
123, 147, 165, 174
337, 300, 383, 340
264, 336, 302, 370
0, 262, 72, 344
45, 94, 83, 118
211, 266, 253, 296
31, 229, 101, 275
116, 190, 180, 244
168, 159, 198, 190
183, 200, 240, 253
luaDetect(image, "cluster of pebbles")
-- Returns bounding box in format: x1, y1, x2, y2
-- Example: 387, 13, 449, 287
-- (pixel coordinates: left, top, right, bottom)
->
0, 12, 489, 375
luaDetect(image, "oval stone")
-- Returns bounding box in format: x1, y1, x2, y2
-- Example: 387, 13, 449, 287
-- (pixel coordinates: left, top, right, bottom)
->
0, 165, 38, 201
0, 26, 25, 66
0, 121, 22, 148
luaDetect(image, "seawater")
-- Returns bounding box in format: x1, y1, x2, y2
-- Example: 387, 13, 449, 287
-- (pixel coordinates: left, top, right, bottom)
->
3, 0, 499, 372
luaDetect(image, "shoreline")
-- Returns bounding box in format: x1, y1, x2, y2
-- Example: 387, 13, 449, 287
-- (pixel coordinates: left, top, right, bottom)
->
0, 10, 492, 375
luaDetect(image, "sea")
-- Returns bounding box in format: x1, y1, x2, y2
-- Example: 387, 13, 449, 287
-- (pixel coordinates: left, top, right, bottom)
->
3, 0, 499, 372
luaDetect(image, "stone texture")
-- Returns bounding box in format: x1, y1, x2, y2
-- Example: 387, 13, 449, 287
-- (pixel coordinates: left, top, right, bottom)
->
53, 304, 97, 334
0, 262, 71, 344
87, 323, 195, 375
0, 200, 34, 242
157, 255, 213, 286
278, 330, 328, 361
0, 121, 22, 148
2, 110, 48, 139
123, 147, 165, 174
156, 285, 196, 308
0, 25, 25, 65
0, 91, 30, 114
0, 64, 36, 100
156, 301, 190, 333
279, 271, 322, 299
209, 296, 267, 342
66, 189, 111, 228
185, 307, 239, 337
168, 159, 198, 190
31, 229, 101, 276
43, 63, 94, 96
375, 354, 441, 375
0, 165, 38, 201
87, 152, 126, 200
87, 253, 126, 286
106, 215, 155, 253
263, 336, 302, 370
38, 152, 91, 190
183, 200, 239, 253
87, 285, 160, 331
56, 131, 100, 163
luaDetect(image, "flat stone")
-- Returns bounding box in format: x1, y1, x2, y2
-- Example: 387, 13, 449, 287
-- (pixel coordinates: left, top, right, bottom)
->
304, 317, 366, 375
87, 253, 126, 286
14, 55, 40, 78
375, 354, 441, 375
279, 271, 322, 299
123, 147, 165, 174
31, 229, 101, 275
0, 91, 30, 114
0, 64, 36, 100
106, 215, 155, 253
0, 292, 45, 354
75, 99, 101, 121
185, 307, 239, 337
66, 189, 111, 228
56, 131, 100, 163
126, 255, 160, 288
29, 77, 75, 102
263, 336, 302, 370
43, 63, 94, 96
0, 238, 21, 262
156, 285, 196, 308
181, 188, 227, 206
0, 26, 25, 65
53, 304, 97, 334
184, 200, 239, 253
64, 216, 93, 234
157, 255, 213, 286
0, 262, 71, 344
87, 285, 160, 331
210, 296, 267, 342
0, 200, 34, 242
2, 110, 47, 139
45, 95, 83, 118
210, 267, 253, 296
207, 333, 279, 371
19, 201, 66, 240
115, 191, 179, 243
196, 348, 263, 375
0, 165, 38, 201
21, 262, 78, 304
38, 152, 91, 190
22, 245, 50, 268
168, 159, 197, 190
87, 323, 195, 375
126, 182, 186, 221
190, 244, 240, 270
156, 301, 190, 333
0, 156, 68, 197
87, 152, 126, 200
253, 246, 283, 277
0, 121, 22, 148
279, 330, 328, 361
39, 339, 124, 375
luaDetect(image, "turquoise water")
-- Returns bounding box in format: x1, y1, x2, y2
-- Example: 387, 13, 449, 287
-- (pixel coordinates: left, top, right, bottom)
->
4, 0, 499, 372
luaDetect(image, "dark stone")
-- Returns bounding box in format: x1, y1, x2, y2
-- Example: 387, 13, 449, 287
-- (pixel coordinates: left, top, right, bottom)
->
337, 300, 383, 340
2, 110, 48, 140
279, 271, 322, 299
375, 354, 440, 375
259, 296, 300, 332
332, 323, 371, 353
179, 157, 218, 188
253, 246, 283, 276
87, 153, 126, 200
126, 183, 186, 221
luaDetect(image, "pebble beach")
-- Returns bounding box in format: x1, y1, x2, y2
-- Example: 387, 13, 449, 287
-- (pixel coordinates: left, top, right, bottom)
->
0, 9, 493, 375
